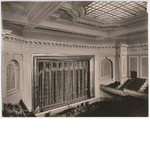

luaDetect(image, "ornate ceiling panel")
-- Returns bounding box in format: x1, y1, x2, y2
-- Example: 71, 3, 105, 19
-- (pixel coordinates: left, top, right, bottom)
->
1, 1, 148, 40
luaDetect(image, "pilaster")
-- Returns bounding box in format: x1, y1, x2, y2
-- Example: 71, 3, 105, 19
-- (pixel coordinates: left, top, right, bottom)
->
22, 54, 32, 110
115, 44, 128, 82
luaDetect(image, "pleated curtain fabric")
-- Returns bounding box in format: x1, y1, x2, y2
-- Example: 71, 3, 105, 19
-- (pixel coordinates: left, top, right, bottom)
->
34, 59, 92, 111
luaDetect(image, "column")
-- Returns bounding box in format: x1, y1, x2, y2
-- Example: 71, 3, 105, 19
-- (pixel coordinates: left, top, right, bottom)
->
61, 62, 64, 102
115, 45, 121, 82
115, 55, 120, 82
49, 63, 52, 105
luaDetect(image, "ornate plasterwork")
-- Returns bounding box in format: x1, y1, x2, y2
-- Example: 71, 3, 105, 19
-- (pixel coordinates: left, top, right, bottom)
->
2, 1, 148, 36
114, 43, 148, 56
2, 33, 148, 55
24, 2, 63, 30
2, 34, 115, 53
54, 9, 73, 21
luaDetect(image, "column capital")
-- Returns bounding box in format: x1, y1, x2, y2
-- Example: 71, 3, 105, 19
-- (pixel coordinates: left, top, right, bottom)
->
114, 55, 120, 61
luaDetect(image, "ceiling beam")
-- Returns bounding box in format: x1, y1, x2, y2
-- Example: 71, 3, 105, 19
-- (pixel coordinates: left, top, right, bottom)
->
24, 2, 64, 30
38, 21, 108, 38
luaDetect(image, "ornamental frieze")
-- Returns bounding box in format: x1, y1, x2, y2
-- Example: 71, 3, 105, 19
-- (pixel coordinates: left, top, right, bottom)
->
1, 33, 148, 55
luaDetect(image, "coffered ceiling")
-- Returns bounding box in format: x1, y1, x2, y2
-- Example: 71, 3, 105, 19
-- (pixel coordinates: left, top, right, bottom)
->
1, 1, 148, 40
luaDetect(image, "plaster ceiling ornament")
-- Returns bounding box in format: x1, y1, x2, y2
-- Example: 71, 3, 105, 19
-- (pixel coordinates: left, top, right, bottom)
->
54, 9, 73, 21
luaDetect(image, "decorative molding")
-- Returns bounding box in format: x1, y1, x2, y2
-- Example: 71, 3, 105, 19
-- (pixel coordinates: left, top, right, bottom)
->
1, 33, 148, 54
127, 43, 148, 48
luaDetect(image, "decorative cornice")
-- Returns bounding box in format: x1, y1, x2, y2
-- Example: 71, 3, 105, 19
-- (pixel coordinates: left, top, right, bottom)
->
2, 33, 148, 51
115, 43, 148, 48
115, 44, 129, 48
127, 43, 148, 48
2, 33, 115, 50
2, 34, 25, 44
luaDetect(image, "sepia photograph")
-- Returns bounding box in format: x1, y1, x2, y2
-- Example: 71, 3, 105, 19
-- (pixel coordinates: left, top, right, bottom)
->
1, 1, 148, 117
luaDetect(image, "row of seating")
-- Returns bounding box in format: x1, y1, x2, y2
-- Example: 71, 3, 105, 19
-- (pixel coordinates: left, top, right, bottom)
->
118, 79, 131, 90
101, 78, 148, 95
125, 78, 146, 91
107, 81, 120, 88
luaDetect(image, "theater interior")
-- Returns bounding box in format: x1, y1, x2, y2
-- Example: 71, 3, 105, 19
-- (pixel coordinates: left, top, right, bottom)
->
1, 1, 148, 117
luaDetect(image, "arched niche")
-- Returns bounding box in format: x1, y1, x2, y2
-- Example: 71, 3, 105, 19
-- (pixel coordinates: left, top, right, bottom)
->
101, 59, 113, 79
